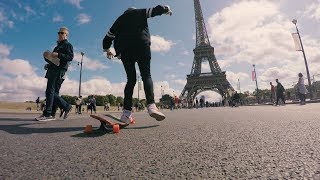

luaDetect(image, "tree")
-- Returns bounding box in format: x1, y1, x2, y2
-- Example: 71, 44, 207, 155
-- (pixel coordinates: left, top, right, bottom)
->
106, 94, 117, 106
61, 95, 77, 105
116, 96, 124, 106
95, 95, 109, 106
159, 94, 173, 106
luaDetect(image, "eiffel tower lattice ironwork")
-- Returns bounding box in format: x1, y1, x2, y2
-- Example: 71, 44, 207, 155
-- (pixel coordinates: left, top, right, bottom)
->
180, 0, 234, 105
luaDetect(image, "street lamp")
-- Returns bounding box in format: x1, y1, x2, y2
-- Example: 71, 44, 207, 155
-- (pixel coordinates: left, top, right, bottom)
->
292, 19, 313, 99
137, 75, 140, 101
78, 52, 84, 97
253, 64, 259, 104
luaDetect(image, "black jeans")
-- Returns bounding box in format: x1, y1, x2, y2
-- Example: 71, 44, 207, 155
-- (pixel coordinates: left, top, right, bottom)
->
121, 55, 154, 111
276, 92, 285, 105
299, 92, 306, 102
44, 69, 70, 117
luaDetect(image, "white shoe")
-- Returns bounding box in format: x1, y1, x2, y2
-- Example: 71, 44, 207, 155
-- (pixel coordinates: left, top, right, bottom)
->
36, 116, 56, 122
120, 110, 134, 124
147, 103, 166, 121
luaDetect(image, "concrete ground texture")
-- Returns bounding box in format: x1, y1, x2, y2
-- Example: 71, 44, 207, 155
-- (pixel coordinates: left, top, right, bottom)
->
1, 104, 320, 179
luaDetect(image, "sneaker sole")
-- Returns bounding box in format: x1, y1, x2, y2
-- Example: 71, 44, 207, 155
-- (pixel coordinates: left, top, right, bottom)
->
149, 113, 166, 121
37, 119, 56, 122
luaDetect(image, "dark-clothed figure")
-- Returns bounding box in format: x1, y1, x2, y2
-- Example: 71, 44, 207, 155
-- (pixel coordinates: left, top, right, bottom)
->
103, 5, 172, 124
270, 82, 276, 104
297, 73, 307, 105
36, 97, 40, 111
36, 27, 73, 121
275, 79, 286, 106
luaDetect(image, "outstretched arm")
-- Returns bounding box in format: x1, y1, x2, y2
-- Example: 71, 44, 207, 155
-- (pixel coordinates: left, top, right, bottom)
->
146, 5, 173, 18
103, 19, 120, 59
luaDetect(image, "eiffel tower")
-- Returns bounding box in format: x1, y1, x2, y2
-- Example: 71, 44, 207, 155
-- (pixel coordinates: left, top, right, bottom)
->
180, 0, 234, 104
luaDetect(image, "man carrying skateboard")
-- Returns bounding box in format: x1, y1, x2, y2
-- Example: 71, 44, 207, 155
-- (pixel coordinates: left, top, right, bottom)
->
36, 27, 73, 121
103, 5, 172, 124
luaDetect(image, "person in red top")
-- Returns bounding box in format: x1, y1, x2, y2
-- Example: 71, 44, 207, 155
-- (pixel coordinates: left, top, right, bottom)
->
270, 82, 276, 104
174, 96, 179, 109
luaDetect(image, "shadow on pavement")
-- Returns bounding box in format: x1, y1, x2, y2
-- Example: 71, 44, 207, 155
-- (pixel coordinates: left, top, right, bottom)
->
0, 117, 36, 122
125, 125, 160, 130
71, 125, 160, 138
71, 129, 108, 138
0, 123, 84, 135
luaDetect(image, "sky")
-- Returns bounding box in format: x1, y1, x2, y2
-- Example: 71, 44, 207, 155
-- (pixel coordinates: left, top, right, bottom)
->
0, 0, 320, 102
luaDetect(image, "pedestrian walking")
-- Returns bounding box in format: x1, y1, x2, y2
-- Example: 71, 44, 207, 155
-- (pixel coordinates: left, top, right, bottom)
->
75, 96, 83, 114
103, 5, 172, 123
270, 82, 276, 105
275, 79, 286, 106
36, 97, 40, 111
35, 27, 73, 121
89, 95, 96, 114
297, 73, 308, 105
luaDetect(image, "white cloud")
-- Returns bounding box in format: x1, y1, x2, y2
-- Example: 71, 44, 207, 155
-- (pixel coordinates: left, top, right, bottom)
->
304, 2, 320, 21
72, 52, 108, 71
181, 50, 190, 56
24, 6, 36, 15
151, 35, 174, 53
0, 44, 11, 57
64, 0, 83, 9
53, 15, 63, 22
170, 79, 187, 87
0, 10, 14, 32
226, 71, 249, 88
76, 13, 91, 24
206, 0, 320, 92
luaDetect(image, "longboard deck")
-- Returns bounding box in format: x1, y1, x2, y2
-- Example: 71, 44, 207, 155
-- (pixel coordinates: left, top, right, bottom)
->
44, 51, 60, 66
90, 114, 129, 133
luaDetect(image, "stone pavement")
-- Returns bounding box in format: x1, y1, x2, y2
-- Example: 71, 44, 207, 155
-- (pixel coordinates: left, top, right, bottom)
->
1, 104, 320, 179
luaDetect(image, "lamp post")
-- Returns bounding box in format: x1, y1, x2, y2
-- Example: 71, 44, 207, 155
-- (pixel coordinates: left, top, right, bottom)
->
137, 75, 140, 101
253, 64, 259, 104
78, 52, 84, 97
292, 19, 313, 99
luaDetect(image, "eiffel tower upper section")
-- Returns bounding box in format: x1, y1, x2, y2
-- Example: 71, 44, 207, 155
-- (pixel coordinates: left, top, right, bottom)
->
191, 0, 222, 75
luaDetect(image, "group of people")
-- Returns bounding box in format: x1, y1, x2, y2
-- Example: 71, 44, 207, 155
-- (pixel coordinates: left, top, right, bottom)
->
270, 73, 308, 106
35, 5, 173, 124
269, 79, 286, 106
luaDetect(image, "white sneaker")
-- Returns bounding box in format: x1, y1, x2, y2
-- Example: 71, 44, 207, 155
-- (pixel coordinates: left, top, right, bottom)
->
35, 114, 45, 120
36, 116, 56, 122
147, 103, 166, 121
120, 110, 134, 124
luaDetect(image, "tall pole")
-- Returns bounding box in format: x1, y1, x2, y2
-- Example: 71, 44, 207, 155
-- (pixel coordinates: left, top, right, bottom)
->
253, 64, 259, 104
78, 52, 84, 97
238, 79, 241, 93
292, 19, 313, 99
137, 75, 140, 101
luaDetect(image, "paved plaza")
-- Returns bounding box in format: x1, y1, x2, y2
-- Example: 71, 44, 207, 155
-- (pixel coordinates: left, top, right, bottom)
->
1, 104, 320, 179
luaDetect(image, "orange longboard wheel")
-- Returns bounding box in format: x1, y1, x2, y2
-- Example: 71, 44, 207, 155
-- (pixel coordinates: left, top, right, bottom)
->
113, 124, 120, 133
131, 118, 136, 124
84, 125, 93, 134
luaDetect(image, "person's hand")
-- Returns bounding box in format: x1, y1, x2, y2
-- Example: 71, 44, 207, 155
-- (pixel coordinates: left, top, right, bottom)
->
104, 49, 114, 59
164, 5, 172, 16
44, 64, 49, 70
52, 52, 59, 58
43, 50, 50, 58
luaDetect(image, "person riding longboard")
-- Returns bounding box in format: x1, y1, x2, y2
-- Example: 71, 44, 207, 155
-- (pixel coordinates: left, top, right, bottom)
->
103, 5, 173, 124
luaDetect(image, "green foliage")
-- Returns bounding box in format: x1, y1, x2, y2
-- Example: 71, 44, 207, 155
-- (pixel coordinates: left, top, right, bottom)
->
61, 95, 77, 105
106, 94, 117, 106
159, 94, 173, 106
116, 96, 124, 105
95, 95, 109, 106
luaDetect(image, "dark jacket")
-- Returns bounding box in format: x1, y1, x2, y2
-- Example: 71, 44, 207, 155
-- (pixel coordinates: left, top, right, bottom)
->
45, 39, 73, 70
276, 82, 285, 94
103, 5, 170, 58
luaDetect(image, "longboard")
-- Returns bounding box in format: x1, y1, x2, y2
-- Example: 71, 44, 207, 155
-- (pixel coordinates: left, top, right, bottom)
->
43, 51, 60, 66
90, 114, 130, 133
